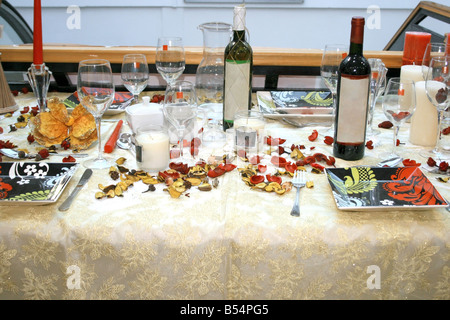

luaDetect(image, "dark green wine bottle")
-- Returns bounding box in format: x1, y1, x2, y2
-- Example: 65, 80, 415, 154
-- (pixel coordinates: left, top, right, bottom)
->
223, 4, 253, 130
333, 16, 371, 161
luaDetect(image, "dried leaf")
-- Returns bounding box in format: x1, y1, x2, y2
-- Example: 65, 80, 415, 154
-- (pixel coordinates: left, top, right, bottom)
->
116, 157, 127, 165
95, 192, 106, 199
198, 183, 212, 191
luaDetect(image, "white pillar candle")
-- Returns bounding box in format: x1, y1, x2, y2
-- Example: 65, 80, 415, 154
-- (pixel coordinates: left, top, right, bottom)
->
136, 128, 170, 172
409, 81, 438, 147
400, 65, 425, 82
400, 65, 424, 121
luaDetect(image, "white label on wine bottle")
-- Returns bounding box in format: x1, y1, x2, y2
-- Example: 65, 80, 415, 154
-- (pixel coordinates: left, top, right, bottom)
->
336, 75, 370, 144
224, 61, 251, 121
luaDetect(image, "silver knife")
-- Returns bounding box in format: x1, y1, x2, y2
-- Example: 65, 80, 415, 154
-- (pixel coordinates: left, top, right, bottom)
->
58, 169, 93, 212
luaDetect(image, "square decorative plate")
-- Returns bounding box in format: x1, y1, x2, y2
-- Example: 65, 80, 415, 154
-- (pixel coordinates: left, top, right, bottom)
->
257, 90, 333, 119
63, 91, 133, 115
325, 166, 449, 211
0, 162, 78, 205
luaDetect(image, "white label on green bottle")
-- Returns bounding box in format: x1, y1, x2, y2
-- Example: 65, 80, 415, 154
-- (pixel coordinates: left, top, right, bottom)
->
224, 60, 251, 122
336, 75, 370, 144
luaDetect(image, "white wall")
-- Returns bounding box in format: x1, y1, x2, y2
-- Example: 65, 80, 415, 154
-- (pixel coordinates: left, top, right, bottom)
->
8, 0, 448, 50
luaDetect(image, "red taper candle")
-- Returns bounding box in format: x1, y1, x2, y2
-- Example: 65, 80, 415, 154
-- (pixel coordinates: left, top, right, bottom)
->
33, 0, 43, 65
104, 120, 123, 153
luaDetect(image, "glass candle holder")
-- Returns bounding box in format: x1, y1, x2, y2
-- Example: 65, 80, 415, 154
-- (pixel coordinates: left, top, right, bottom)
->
135, 125, 170, 172
27, 63, 51, 112
234, 110, 265, 158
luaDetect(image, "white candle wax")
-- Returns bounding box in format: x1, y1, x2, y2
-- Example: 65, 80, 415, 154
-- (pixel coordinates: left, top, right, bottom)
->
400, 65, 424, 82
136, 131, 170, 172
409, 81, 438, 147
400, 65, 424, 121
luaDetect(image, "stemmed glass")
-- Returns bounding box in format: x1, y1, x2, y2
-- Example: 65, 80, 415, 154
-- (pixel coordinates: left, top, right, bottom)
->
163, 80, 198, 164
156, 37, 186, 86
320, 44, 348, 135
423, 56, 450, 159
367, 58, 388, 138
77, 59, 115, 169
121, 54, 149, 104
421, 42, 450, 80
381, 77, 416, 160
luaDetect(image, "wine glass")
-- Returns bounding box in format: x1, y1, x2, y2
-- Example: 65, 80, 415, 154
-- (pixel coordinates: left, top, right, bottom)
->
121, 54, 149, 104
381, 77, 416, 160
77, 59, 115, 169
320, 44, 348, 135
367, 58, 388, 138
156, 37, 186, 86
163, 80, 198, 164
423, 56, 450, 159
421, 42, 450, 80
202, 105, 227, 149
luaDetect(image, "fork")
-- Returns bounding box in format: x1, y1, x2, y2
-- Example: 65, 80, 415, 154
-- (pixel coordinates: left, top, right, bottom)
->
290, 170, 307, 217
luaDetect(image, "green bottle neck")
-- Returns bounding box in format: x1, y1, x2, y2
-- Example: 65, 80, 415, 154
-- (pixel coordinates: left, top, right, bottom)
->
233, 30, 247, 42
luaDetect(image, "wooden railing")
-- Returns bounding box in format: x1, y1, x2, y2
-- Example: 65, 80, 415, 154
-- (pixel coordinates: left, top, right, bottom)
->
0, 44, 404, 91
0, 44, 404, 67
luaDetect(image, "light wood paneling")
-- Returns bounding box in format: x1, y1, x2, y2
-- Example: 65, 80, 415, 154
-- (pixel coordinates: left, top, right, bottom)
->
0, 44, 403, 68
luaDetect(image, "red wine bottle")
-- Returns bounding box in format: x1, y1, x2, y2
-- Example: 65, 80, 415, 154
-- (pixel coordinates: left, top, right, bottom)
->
333, 17, 371, 161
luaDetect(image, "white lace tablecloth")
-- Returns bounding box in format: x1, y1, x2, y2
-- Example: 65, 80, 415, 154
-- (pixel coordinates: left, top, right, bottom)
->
0, 92, 448, 300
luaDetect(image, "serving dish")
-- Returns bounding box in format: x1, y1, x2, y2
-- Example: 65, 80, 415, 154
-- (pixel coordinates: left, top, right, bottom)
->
257, 90, 333, 120
0, 162, 78, 205
325, 166, 448, 211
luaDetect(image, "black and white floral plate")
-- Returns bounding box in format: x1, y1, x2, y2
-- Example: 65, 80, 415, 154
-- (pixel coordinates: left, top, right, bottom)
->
257, 91, 333, 119
325, 166, 449, 211
0, 162, 78, 205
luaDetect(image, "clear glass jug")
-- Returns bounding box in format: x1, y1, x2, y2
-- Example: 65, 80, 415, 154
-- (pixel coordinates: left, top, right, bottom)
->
195, 22, 232, 115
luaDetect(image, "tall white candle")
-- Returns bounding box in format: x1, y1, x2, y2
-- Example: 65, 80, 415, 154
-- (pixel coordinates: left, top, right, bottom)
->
400, 65, 424, 122
136, 129, 170, 172
409, 81, 438, 147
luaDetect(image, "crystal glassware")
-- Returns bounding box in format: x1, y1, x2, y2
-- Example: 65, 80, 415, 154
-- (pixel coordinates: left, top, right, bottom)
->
162, 80, 198, 164
77, 59, 115, 169
121, 54, 149, 104
421, 42, 450, 80
27, 63, 52, 112
423, 56, 450, 159
156, 37, 186, 86
367, 58, 388, 138
381, 77, 416, 160
320, 44, 348, 135
201, 105, 227, 149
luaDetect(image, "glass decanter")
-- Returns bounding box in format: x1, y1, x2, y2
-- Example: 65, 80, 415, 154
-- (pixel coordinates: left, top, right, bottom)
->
195, 22, 232, 147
